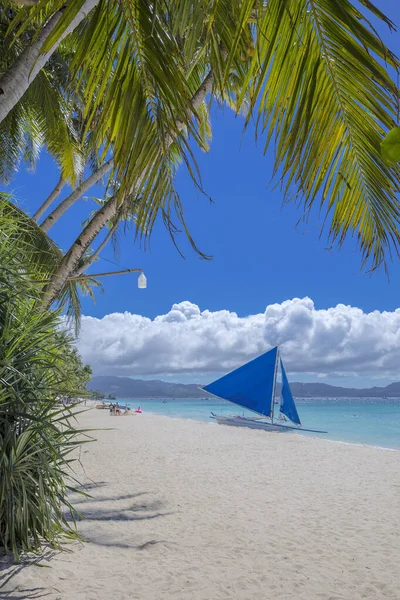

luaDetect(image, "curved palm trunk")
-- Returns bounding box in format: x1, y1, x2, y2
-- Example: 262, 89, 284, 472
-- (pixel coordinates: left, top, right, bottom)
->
32, 175, 65, 222
73, 220, 119, 276
40, 159, 113, 232
0, 0, 99, 125
42, 194, 119, 306
42, 70, 214, 307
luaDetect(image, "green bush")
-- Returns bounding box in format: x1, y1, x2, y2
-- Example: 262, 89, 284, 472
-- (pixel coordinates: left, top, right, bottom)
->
0, 208, 90, 559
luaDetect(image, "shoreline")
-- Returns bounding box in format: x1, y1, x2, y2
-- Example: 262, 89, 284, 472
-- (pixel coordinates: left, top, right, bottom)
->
2, 409, 399, 599
98, 400, 400, 452
144, 411, 400, 452
96, 396, 400, 451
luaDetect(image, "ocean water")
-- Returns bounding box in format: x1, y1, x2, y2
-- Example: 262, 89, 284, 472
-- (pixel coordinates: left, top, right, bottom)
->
119, 397, 400, 450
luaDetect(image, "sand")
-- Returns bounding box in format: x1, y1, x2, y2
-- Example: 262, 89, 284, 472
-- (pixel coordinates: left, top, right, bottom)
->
1, 408, 399, 600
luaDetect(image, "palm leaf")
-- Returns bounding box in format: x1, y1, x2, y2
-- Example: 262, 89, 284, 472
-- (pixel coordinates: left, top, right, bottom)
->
6, 0, 400, 269
238, 0, 400, 270
0, 195, 99, 331
0, 5, 83, 185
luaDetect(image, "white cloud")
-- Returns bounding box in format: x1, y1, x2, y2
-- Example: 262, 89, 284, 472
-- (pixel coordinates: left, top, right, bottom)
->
77, 298, 400, 378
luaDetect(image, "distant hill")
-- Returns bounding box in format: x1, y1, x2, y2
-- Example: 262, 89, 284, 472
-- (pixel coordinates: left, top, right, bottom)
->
88, 375, 400, 399
290, 381, 400, 398
88, 376, 205, 398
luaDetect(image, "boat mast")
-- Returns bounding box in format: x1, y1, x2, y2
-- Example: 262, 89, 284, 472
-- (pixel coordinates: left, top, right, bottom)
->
270, 347, 279, 424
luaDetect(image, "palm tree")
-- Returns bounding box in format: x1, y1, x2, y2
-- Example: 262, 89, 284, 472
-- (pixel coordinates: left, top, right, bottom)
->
1, 1, 399, 311
0, 6, 84, 199
0, 195, 101, 329
0, 0, 98, 124
37, 106, 114, 228
39, 158, 113, 230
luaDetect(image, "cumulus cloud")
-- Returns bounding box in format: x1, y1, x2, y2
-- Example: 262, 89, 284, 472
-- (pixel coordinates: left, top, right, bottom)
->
77, 298, 400, 378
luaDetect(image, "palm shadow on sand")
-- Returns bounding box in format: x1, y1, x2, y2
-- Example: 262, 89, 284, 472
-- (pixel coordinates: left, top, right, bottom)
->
67, 486, 174, 549
0, 550, 57, 599
0, 587, 50, 599
0, 485, 173, 597
67, 495, 173, 522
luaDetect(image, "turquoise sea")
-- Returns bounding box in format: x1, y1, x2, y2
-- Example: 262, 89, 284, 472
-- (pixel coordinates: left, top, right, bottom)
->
118, 397, 400, 450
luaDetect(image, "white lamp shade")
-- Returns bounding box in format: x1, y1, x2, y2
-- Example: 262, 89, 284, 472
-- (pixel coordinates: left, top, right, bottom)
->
138, 272, 147, 289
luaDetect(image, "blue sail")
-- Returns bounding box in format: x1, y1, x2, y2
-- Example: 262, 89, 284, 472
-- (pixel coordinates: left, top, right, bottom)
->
280, 359, 301, 425
203, 347, 278, 416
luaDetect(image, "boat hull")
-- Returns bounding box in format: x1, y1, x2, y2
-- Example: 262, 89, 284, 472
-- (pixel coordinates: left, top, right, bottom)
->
213, 415, 291, 432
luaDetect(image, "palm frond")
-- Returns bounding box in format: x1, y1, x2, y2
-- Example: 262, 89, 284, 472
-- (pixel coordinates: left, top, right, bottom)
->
0, 5, 83, 185
5, 0, 400, 270
0, 195, 99, 330
238, 0, 400, 270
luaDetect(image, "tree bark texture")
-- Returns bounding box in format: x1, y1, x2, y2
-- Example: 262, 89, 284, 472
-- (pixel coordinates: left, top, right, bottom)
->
40, 159, 113, 232
0, 0, 99, 124
32, 174, 65, 222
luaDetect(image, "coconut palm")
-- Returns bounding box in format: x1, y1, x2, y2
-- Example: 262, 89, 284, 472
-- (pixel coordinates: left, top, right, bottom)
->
0, 195, 102, 330
36, 105, 113, 228
0, 6, 84, 188
0, 0, 399, 309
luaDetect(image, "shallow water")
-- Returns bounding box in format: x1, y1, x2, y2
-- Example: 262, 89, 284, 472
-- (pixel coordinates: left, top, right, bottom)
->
117, 397, 400, 450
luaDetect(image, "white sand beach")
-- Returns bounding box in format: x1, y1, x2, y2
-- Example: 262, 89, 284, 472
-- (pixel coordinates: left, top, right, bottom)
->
1, 409, 399, 600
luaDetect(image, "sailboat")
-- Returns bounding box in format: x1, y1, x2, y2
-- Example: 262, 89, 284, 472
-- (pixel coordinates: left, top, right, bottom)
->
203, 347, 327, 434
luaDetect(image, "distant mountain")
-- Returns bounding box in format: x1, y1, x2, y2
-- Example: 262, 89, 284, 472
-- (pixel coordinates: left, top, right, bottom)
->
88, 375, 400, 399
290, 381, 400, 398
88, 376, 205, 398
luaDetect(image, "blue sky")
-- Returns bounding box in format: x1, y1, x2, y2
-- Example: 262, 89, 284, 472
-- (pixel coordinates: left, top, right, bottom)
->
3, 0, 400, 387
16, 99, 400, 320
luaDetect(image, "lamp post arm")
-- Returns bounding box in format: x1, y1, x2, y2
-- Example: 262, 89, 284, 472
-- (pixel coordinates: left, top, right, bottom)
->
68, 268, 142, 281
33, 268, 142, 284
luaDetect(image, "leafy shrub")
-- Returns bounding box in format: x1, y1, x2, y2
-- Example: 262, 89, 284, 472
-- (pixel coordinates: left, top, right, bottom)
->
0, 205, 90, 559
